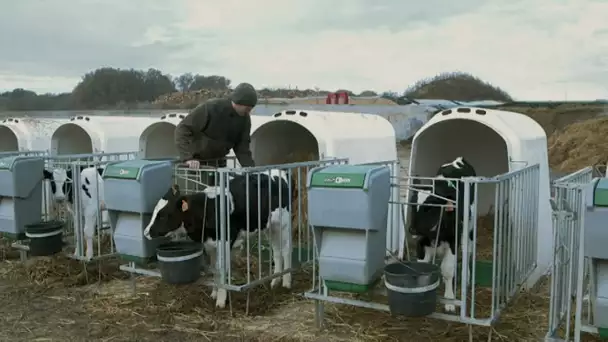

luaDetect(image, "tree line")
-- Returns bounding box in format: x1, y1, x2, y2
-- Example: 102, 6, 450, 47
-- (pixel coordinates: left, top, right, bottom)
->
0, 68, 513, 111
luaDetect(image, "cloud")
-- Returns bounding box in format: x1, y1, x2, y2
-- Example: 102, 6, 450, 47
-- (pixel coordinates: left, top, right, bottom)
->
209, 0, 608, 100
1, 0, 607, 100
0, 1, 186, 80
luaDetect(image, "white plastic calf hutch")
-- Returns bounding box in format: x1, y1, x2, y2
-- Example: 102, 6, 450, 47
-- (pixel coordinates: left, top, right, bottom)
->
138, 113, 272, 164
50, 115, 158, 155
138, 112, 187, 160
408, 106, 551, 287
0, 117, 65, 153
250, 109, 403, 255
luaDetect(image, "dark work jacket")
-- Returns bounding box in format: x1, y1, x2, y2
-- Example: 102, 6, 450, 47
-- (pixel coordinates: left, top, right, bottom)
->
174, 98, 255, 167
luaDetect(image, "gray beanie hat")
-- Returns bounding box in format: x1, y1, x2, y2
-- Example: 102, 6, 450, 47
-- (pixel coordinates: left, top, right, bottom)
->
231, 83, 258, 107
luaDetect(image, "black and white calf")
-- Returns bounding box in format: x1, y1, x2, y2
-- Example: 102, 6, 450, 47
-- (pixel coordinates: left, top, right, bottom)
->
144, 169, 293, 308
43, 165, 109, 261
409, 156, 477, 312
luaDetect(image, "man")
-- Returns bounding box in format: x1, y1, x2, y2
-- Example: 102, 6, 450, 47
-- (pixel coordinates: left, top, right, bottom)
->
175, 83, 257, 170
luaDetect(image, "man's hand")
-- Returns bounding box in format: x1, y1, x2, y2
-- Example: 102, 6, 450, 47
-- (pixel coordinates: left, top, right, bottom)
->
185, 160, 200, 169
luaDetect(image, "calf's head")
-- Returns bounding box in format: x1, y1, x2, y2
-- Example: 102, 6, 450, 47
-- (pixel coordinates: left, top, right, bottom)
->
43, 165, 104, 203
437, 156, 476, 179
43, 168, 73, 203
410, 194, 456, 236
258, 169, 296, 206
437, 156, 476, 206
144, 185, 184, 240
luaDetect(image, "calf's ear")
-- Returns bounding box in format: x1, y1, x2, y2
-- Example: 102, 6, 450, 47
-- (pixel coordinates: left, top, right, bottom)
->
171, 184, 180, 195
181, 198, 189, 212
43, 170, 53, 179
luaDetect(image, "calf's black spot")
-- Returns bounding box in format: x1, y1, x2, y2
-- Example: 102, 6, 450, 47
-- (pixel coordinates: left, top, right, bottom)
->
81, 185, 92, 199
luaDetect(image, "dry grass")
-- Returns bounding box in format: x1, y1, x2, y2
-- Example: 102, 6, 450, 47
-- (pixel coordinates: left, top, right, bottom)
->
0, 223, 115, 265
548, 116, 608, 172
306, 277, 554, 342
405, 72, 513, 102
0, 251, 572, 341
90, 232, 115, 257
0, 248, 321, 341
291, 166, 310, 235
476, 213, 494, 260
0, 235, 22, 261
0, 254, 129, 288
498, 103, 608, 138
0, 209, 599, 340
287, 97, 397, 105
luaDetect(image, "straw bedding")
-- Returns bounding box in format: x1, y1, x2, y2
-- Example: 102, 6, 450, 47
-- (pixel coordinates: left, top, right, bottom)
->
0, 247, 582, 338
0, 252, 566, 341
476, 213, 495, 260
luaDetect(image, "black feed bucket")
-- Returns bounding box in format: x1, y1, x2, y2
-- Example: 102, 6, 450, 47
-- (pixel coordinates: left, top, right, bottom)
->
25, 221, 65, 256
157, 241, 205, 285
384, 261, 441, 317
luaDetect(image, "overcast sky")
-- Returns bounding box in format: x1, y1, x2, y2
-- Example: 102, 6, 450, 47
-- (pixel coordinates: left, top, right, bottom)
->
0, 0, 606, 100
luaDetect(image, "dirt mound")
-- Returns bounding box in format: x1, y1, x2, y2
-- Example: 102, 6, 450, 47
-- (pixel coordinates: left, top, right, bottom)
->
155, 90, 397, 108
288, 96, 397, 105
499, 103, 608, 137
548, 116, 608, 172
404, 72, 513, 102
154, 89, 231, 108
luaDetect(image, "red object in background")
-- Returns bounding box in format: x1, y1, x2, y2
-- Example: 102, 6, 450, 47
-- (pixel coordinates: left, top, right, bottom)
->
325, 91, 350, 104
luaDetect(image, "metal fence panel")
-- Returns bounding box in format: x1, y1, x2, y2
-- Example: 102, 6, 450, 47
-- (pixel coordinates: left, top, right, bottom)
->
546, 167, 593, 342
14, 151, 139, 261
305, 164, 541, 330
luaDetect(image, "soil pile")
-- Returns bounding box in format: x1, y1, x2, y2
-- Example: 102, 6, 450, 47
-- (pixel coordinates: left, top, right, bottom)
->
548, 116, 608, 172
499, 103, 607, 137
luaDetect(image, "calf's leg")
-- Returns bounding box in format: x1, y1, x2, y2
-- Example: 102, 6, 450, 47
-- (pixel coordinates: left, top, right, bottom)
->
269, 227, 284, 289
82, 207, 97, 261
281, 238, 292, 289
203, 240, 219, 299
279, 209, 292, 289
441, 245, 457, 312
269, 209, 292, 289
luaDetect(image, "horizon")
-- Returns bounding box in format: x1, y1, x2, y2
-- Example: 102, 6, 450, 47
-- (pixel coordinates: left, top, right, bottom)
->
1, 1, 607, 101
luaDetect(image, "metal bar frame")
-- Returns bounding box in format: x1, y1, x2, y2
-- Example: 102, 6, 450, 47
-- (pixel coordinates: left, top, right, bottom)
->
306, 163, 541, 331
